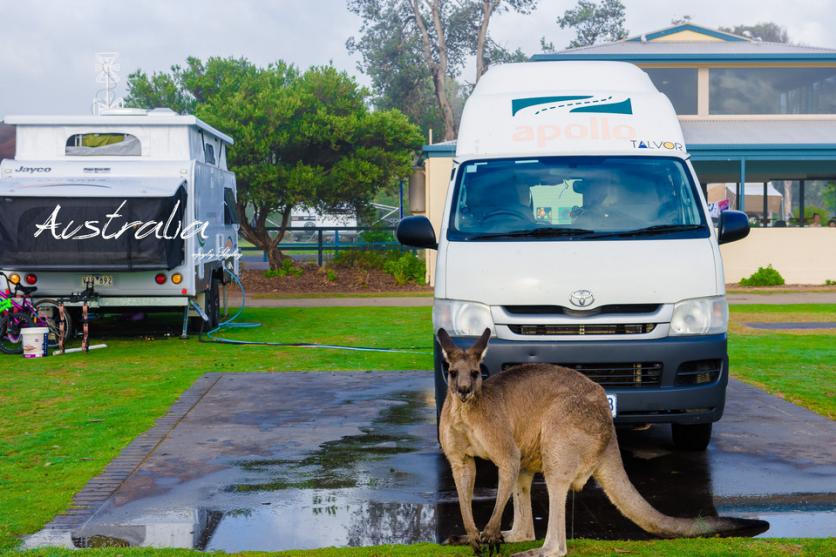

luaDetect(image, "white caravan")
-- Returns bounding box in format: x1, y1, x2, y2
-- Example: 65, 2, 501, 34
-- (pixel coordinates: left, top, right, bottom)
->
0, 108, 239, 335
397, 62, 749, 450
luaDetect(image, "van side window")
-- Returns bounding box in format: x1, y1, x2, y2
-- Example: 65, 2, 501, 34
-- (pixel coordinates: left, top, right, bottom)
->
65, 133, 141, 156
223, 188, 239, 225
204, 143, 216, 165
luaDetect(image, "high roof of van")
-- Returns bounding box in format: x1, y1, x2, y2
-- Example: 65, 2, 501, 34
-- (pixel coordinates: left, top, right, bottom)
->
456, 61, 685, 160
5, 108, 233, 144
473, 61, 659, 95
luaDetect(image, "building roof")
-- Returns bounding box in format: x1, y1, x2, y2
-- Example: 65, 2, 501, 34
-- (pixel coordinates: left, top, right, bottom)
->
532, 41, 836, 62
532, 23, 836, 63
626, 23, 748, 42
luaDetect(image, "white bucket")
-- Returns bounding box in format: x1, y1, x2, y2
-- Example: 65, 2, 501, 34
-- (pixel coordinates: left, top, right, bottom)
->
21, 327, 49, 358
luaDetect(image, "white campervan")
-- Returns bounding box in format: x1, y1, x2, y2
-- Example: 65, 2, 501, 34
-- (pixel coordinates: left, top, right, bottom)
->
397, 62, 749, 450
0, 108, 239, 337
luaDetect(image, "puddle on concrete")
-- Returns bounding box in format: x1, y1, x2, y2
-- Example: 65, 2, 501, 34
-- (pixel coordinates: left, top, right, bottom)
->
44, 373, 836, 551
228, 390, 425, 493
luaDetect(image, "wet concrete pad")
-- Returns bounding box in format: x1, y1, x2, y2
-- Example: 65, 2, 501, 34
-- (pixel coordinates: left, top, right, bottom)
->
25, 372, 836, 550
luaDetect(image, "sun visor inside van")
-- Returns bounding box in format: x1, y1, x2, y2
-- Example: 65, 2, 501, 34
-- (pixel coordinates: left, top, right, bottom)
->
0, 186, 187, 271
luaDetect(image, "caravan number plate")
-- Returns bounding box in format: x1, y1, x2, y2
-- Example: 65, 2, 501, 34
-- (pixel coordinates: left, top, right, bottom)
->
606, 394, 617, 418
82, 275, 113, 287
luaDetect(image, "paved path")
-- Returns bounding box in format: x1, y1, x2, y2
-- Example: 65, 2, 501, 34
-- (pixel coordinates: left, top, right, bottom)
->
26, 374, 836, 551
232, 292, 836, 307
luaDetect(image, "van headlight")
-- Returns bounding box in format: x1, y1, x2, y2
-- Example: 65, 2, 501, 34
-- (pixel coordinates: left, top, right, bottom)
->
669, 296, 728, 336
433, 299, 494, 337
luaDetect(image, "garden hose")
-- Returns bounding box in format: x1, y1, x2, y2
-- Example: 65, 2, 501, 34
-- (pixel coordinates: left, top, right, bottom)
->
198, 267, 431, 354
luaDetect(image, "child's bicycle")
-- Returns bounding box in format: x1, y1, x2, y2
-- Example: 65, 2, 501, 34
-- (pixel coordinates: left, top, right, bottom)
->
0, 272, 73, 355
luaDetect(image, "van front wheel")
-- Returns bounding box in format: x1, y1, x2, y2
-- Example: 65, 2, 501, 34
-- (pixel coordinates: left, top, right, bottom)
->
671, 422, 712, 451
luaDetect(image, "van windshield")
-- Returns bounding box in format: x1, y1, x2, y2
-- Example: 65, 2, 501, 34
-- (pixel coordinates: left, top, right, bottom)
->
448, 156, 709, 241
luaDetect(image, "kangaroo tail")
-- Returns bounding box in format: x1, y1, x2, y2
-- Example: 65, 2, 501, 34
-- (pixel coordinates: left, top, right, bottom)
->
593, 436, 769, 538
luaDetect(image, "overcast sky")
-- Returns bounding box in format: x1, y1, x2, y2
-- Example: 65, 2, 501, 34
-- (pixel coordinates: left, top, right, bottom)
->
1, 0, 835, 118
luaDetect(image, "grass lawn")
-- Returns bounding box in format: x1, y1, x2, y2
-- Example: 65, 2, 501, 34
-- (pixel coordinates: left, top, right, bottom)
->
728, 304, 836, 418
1, 304, 834, 554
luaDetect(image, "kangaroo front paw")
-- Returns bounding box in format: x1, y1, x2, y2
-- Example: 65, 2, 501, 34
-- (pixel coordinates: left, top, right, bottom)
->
480, 528, 503, 555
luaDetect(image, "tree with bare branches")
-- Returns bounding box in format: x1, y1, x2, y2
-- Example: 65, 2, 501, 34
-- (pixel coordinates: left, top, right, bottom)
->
348, 0, 536, 141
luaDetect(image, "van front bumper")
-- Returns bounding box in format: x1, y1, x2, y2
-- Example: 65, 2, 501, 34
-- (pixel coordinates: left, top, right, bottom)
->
434, 334, 728, 425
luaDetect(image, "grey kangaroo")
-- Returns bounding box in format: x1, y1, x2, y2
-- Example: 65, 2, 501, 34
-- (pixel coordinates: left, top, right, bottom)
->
437, 328, 767, 557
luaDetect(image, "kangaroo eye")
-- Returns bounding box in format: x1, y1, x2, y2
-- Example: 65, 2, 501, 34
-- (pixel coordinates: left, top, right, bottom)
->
450, 370, 458, 379
471, 370, 480, 378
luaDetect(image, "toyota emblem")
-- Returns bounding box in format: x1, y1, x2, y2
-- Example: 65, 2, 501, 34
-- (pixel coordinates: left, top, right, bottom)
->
569, 289, 594, 307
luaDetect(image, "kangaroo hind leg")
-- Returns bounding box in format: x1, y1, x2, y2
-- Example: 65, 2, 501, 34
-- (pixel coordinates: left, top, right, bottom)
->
512, 435, 587, 557
502, 469, 535, 542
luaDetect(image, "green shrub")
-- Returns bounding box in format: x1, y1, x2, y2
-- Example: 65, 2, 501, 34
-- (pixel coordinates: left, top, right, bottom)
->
383, 253, 426, 285
739, 265, 785, 287
359, 227, 396, 244
333, 248, 400, 270
825, 279, 836, 286
792, 205, 830, 224
264, 258, 304, 278
326, 269, 338, 282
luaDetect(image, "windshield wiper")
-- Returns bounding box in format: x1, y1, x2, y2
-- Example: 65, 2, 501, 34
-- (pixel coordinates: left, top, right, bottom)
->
588, 224, 704, 239
469, 227, 596, 240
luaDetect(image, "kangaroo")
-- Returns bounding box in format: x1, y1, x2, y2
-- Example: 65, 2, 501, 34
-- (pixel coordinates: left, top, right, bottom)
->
437, 328, 768, 557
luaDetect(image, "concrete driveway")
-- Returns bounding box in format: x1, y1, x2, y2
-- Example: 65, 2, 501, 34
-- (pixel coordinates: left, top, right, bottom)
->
26, 372, 836, 551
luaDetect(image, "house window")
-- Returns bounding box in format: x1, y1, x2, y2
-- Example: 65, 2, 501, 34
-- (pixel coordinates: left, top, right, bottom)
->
709, 67, 836, 114
644, 68, 698, 115
65, 133, 141, 156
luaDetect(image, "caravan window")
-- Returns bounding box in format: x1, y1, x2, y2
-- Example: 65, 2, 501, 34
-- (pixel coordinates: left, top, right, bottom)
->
224, 188, 239, 225
65, 133, 141, 156
204, 143, 216, 165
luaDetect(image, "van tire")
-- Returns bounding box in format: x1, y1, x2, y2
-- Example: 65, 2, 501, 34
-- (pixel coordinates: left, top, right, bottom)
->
671, 422, 712, 451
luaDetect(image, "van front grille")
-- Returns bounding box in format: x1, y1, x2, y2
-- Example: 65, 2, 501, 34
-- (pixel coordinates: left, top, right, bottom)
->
501, 362, 663, 388
508, 323, 656, 336
503, 304, 660, 316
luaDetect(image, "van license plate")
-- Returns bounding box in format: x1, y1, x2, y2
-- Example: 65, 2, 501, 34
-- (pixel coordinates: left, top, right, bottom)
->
82, 275, 112, 287
606, 394, 617, 417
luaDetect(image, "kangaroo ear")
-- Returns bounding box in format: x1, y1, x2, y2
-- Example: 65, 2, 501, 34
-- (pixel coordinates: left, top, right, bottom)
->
470, 328, 492, 362
437, 328, 457, 363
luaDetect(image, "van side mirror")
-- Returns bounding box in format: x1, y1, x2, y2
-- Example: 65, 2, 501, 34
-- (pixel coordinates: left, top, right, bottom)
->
397, 216, 437, 249
718, 210, 750, 245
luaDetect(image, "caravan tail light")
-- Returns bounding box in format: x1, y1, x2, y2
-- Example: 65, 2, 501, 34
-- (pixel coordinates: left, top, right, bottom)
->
171, 273, 183, 285
8, 273, 20, 285
154, 273, 167, 285
25, 273, 38, 285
